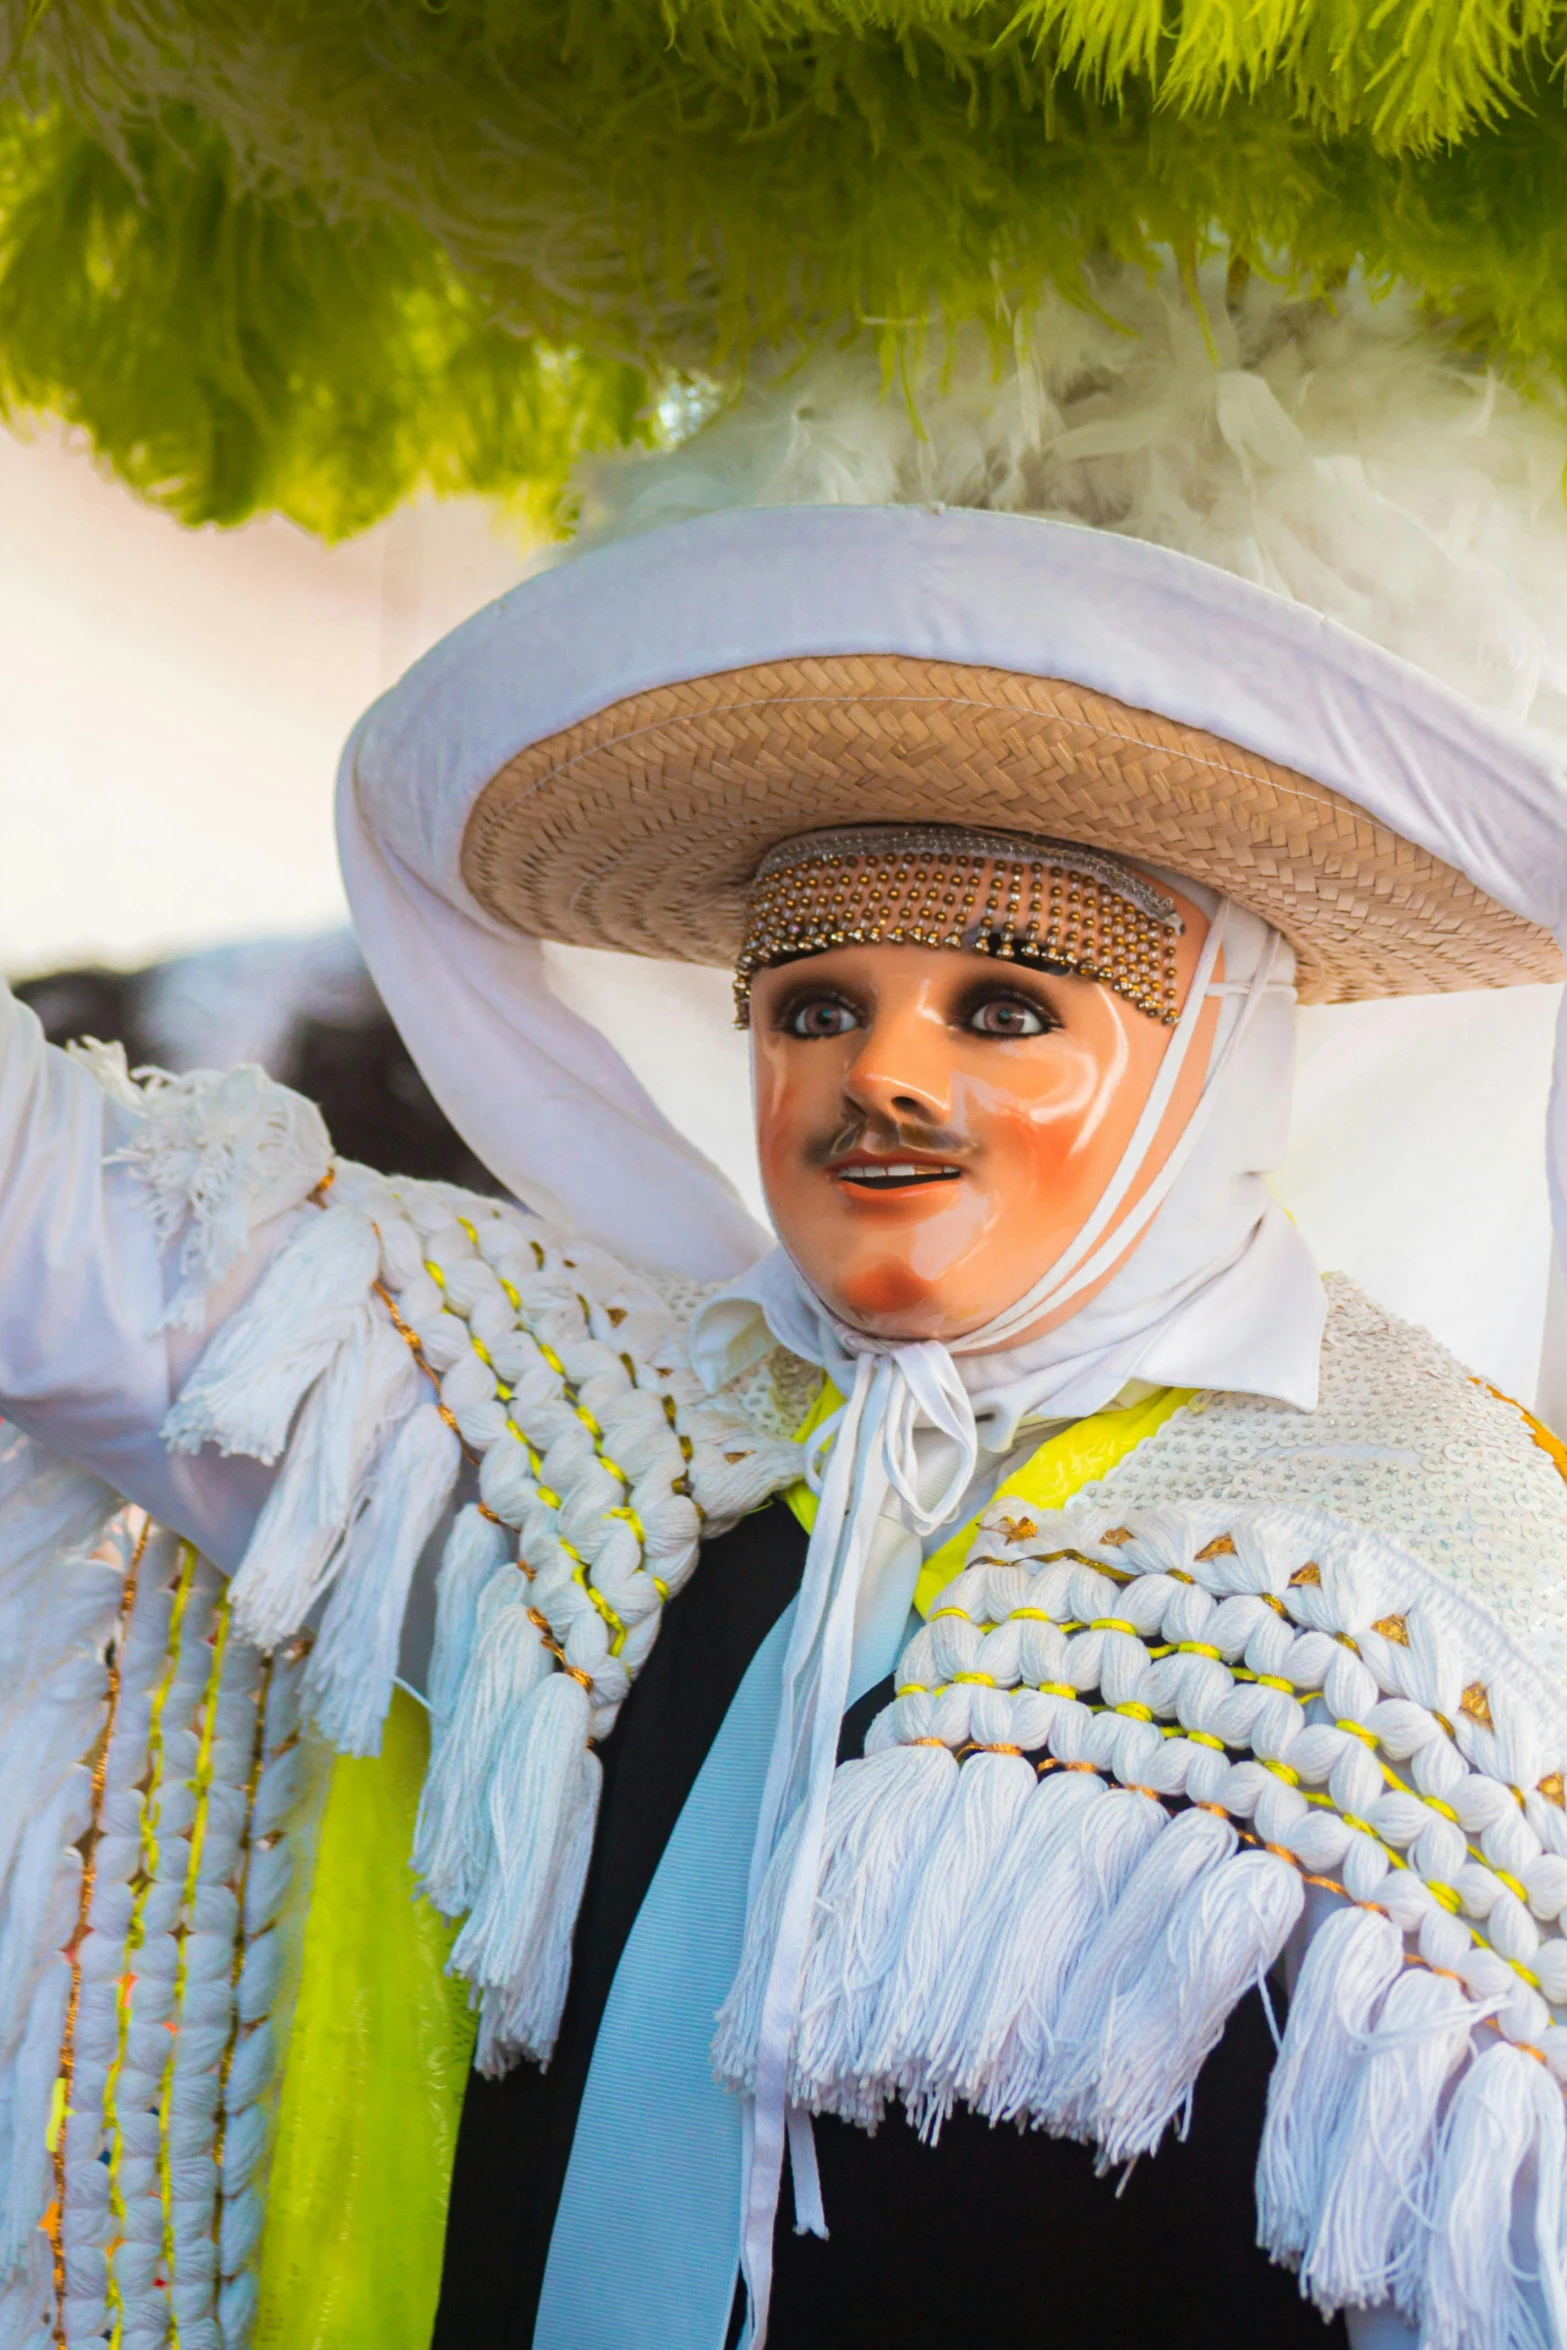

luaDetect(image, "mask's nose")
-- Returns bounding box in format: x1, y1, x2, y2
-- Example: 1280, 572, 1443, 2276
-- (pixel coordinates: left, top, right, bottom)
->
840, 999, 954, 1133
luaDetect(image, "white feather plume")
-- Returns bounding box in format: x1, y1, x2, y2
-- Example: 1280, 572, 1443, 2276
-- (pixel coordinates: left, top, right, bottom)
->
573, 266, 1567, 752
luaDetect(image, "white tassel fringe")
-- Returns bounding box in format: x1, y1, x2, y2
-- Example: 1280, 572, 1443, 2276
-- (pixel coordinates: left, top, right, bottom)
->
426, 1505, 512, 1741
785, 1742, 960, 2124
1257, 1901, 1407, 2267
1300, 1963, 1485, 2317
1424, 2041, 1567, 2350
449, 1669, 597, 2062
304, 1401, 461, 1755
414, 1591, 555, 1914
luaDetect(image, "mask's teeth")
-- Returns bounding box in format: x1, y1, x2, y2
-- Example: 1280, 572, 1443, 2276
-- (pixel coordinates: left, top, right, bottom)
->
837, 1162, 961, 1185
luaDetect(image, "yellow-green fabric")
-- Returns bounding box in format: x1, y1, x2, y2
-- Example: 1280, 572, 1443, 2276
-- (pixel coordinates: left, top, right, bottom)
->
783, 1383, 1190, 1617
254, 1688, 476, 2350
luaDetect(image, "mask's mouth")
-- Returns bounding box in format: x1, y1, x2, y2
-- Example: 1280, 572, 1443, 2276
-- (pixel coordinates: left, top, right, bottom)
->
829, 1151, 964, 1192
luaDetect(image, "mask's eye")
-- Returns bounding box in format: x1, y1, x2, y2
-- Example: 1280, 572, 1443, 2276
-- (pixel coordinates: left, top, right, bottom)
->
968, 995, 1051, 1038
787, 995, 860, 1039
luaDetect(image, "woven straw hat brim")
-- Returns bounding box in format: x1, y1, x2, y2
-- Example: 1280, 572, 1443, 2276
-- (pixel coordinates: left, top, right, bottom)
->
459, 653, 1560, 1005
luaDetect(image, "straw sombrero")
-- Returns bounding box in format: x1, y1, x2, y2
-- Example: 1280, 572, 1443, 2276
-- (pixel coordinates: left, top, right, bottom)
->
359, 500, 1566, 1010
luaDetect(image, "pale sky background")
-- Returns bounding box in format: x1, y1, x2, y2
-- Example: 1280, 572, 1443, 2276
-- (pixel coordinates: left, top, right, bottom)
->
0, 421, 527, 973
1, 419, 1560, 1407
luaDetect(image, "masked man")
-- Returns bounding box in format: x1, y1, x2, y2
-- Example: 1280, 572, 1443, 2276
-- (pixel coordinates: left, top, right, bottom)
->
4, 280, 1567, 2350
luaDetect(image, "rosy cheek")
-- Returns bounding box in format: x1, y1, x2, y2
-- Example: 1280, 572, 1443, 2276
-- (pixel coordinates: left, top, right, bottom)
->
752, 1054, 796, 1178
981, 1092, 1103, 1199
1012, 1113, 1086, 1187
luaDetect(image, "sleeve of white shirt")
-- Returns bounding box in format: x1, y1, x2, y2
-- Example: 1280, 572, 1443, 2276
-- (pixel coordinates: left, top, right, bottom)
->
0, 979, 318, 1567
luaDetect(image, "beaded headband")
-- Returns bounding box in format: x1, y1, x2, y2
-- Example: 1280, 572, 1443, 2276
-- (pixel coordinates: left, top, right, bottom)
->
733, 824, 1184, 1026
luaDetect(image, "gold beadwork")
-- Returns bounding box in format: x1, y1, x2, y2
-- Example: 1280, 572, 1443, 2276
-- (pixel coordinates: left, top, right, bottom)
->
1460, 1680, 1494, 1729
733, 824, 1182, 1027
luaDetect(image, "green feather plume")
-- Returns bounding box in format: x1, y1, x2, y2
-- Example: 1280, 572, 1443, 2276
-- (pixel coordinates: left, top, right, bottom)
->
3, 0, 1567, 531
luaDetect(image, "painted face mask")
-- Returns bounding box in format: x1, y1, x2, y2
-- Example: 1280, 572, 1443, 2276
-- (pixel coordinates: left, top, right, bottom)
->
744, 832, 1216, 1349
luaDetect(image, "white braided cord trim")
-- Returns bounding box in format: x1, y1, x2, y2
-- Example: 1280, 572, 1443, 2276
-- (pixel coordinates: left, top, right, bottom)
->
888, 1501, 1567, 2042
4, 1519, 314, 2350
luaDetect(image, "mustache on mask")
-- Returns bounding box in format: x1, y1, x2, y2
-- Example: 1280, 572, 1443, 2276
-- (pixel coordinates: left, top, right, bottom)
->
806, 1107, 973, 1167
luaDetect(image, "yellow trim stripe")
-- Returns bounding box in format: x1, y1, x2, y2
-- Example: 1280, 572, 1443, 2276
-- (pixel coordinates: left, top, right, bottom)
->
782, 1381, 1189, 1618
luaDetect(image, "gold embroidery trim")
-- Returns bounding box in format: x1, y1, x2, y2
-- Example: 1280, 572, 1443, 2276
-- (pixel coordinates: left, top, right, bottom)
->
44, 1515, 149, 2347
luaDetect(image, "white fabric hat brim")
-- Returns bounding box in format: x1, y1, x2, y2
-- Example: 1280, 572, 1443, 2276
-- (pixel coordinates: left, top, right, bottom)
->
349, 503, 1567, 954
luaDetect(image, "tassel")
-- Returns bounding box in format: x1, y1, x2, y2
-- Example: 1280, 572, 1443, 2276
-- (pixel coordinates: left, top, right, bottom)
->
305, 1402, 461, 1755
414, 1592, 554, 1914
970, 1777, 1168, 2125
856, 1750, 1037, 2135
1423, 2041, 1567, 2350
449, 1670, 595, 1991
0, 1464, 122, 2276
427, 1506, 512, 1741
1044, 1803, 1238, 2142
1257, 1902, 1406, 2267
478, 1744, 604, 2071
712, 1804, 811, 2097
162, 1202, 379, 1460
227, 1311, 416, 1648
908, 1759, 1103, 2114
784, 1743, 960, 2124
1079, 1846, 1303, 2166
1300, 1964, 1482, 2318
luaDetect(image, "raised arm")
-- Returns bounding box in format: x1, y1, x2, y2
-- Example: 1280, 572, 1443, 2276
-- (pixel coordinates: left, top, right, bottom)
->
0, 976, 328, 1564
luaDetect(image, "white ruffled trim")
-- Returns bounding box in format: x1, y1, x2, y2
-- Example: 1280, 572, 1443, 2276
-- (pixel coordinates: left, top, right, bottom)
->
73, 1043, 332, 1332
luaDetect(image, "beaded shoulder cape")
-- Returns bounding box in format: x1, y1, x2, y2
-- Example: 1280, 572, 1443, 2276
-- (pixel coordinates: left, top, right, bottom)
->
4, 1057, 1567, 2349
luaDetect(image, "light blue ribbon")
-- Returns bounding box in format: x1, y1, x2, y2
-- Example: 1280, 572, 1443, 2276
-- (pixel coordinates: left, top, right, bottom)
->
533, 1605, 796, 2350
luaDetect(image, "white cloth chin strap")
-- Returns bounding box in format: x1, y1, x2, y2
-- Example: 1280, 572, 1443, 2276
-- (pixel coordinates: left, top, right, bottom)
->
733, 906, 1294, 2348
738, 1341, 977, 2343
